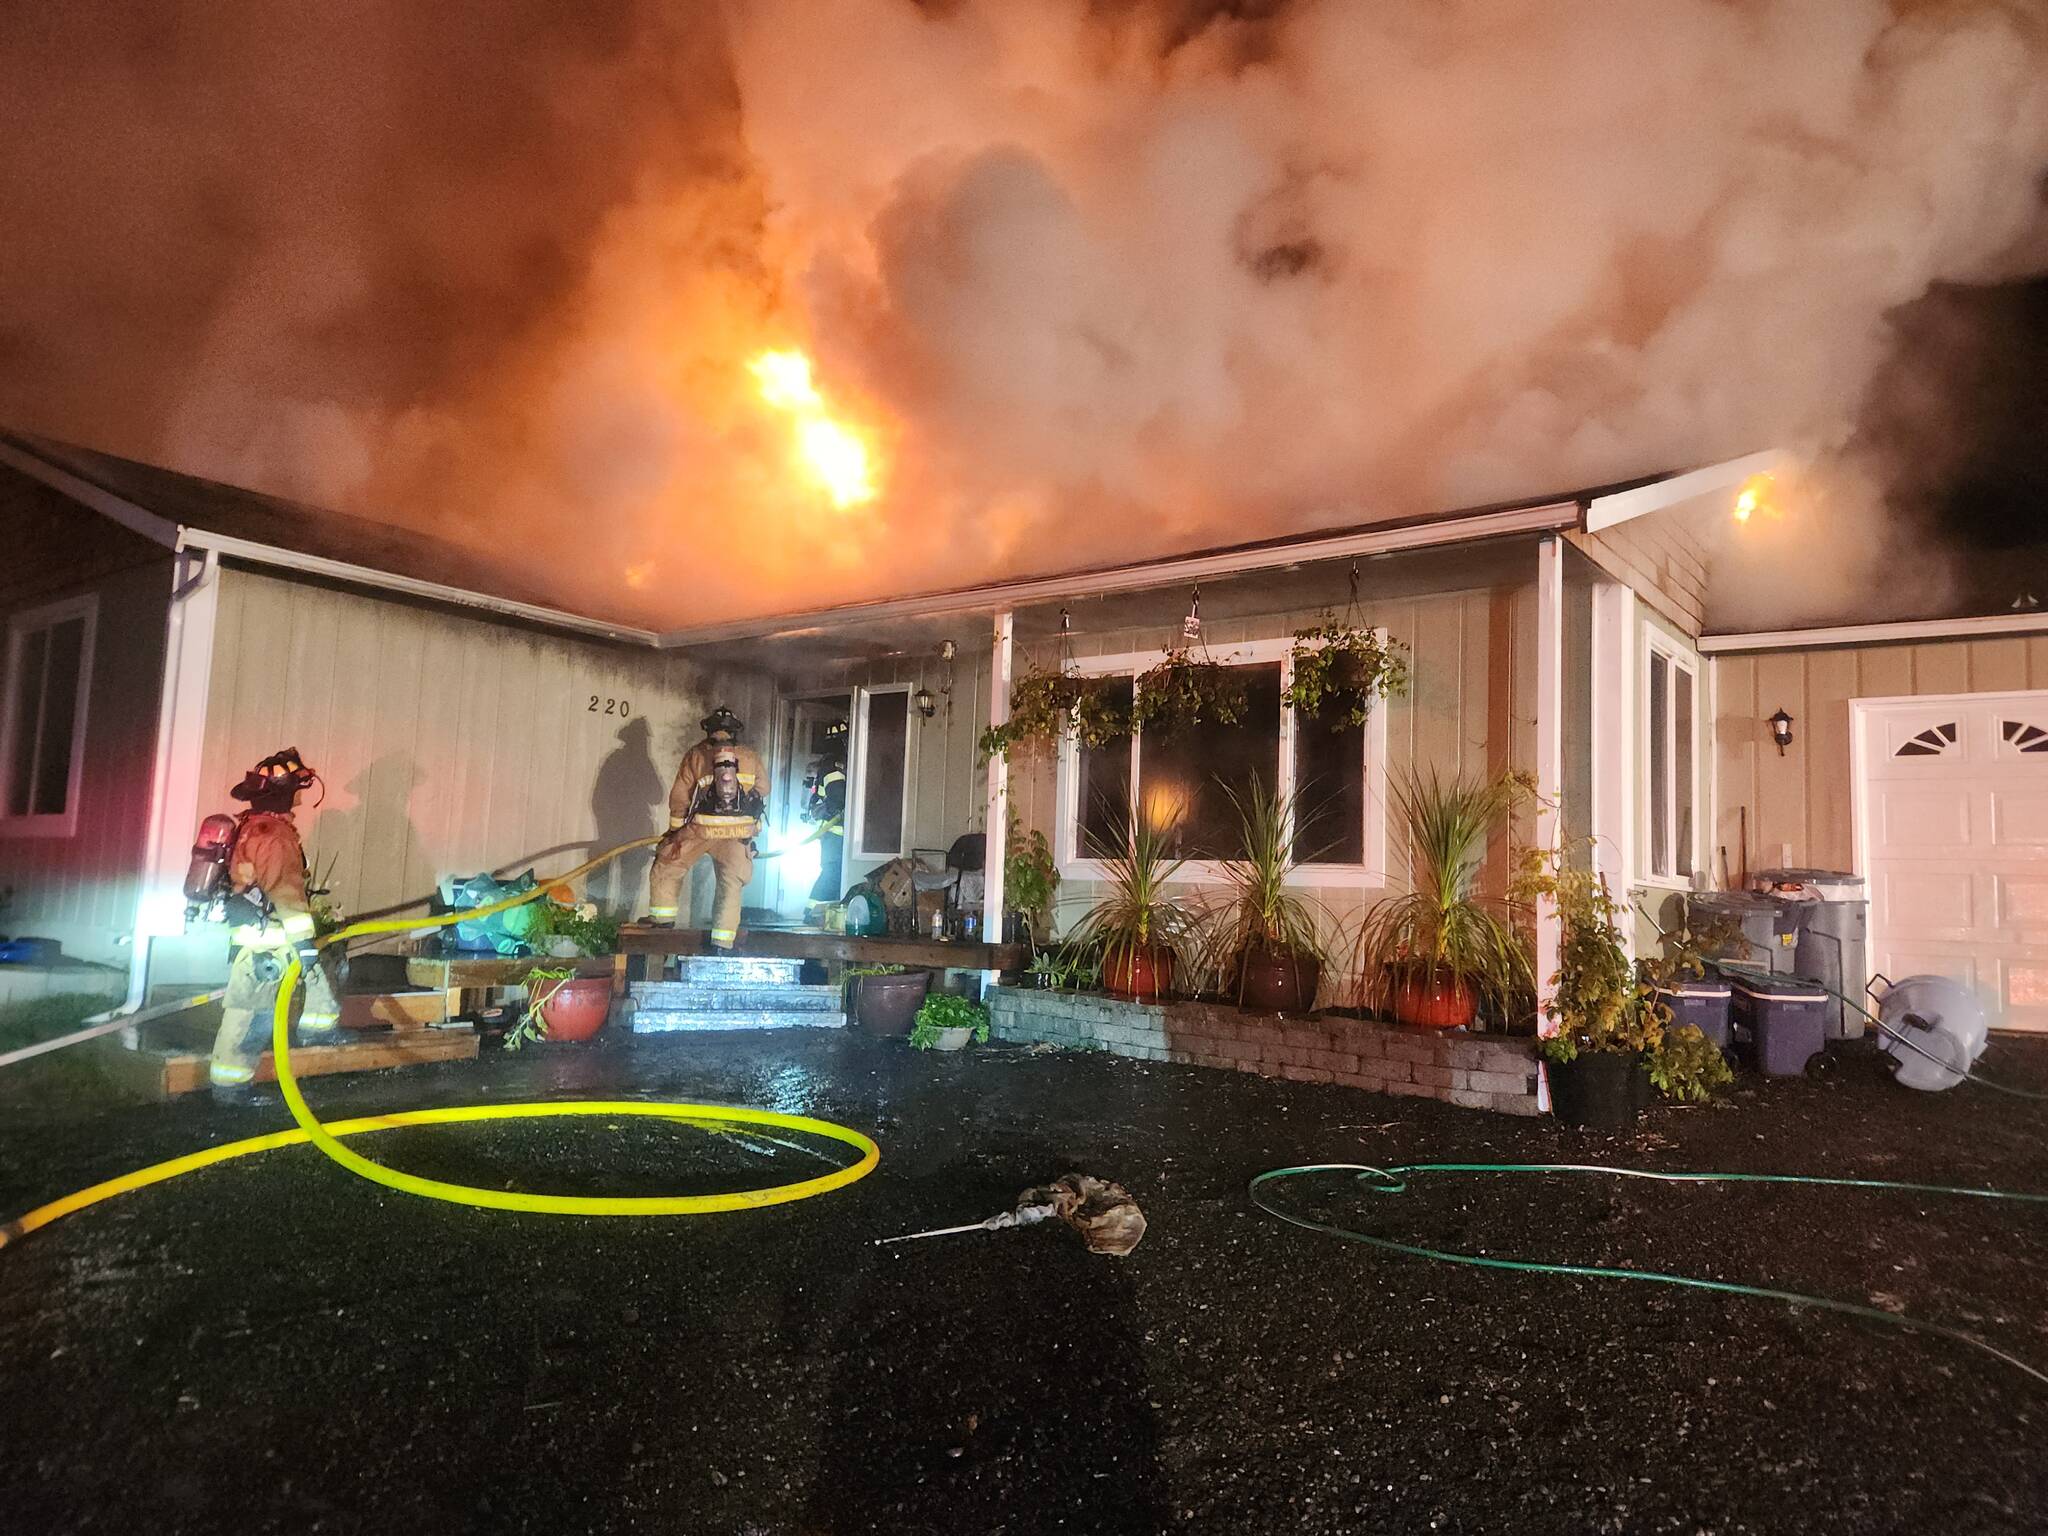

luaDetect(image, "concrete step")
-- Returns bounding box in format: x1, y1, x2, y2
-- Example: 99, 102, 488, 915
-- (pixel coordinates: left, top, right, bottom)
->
661, 954, 805, 987
631, 1007, 846, 1034
630, 981, 842, 1013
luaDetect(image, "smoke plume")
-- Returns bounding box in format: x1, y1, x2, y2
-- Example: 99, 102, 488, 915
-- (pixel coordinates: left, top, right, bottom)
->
2, 1, 2045, 629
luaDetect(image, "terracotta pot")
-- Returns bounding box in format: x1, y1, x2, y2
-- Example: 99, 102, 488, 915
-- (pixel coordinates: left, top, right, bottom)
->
853, 970, 930, 1037
1390, 970, 1478, 1030
1103, 946, 1175, 1002
1547, 1051, 1645, 1130
537, 977, 610, 1043
1237, 942, 1321, 1014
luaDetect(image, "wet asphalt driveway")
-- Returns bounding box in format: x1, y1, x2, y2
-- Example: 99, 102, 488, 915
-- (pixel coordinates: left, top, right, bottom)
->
2, 1027, 2045, 1535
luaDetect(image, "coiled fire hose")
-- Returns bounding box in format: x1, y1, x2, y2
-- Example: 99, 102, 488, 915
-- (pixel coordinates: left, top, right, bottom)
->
1, 834, 878, 1250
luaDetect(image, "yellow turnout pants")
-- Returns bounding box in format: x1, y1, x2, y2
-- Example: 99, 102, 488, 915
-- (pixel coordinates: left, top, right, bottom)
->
209, 943, 343, 1086
647, 831, 755, 947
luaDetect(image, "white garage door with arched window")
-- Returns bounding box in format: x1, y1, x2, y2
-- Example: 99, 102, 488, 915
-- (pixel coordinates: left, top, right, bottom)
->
1853, 691, 2048, 1032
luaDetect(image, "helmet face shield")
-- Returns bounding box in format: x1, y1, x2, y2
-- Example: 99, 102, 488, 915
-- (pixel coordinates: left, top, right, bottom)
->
701, 706, 744, 742
232, 747, 318, 805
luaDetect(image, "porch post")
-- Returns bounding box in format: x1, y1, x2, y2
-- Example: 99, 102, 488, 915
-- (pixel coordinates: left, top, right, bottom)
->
125, 546, 222, 1031
981, 610, 1014, 986
1534, 537, 1564, 1040
1589, 580, 1636, 955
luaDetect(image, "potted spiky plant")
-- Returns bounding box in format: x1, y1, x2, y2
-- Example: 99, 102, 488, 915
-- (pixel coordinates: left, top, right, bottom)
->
1200, 776, 1329, 1013
1352, 769, 1532, 1030
1065, 809, 1196, 1002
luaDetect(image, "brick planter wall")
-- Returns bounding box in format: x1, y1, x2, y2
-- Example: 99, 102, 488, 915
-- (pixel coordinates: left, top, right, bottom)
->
987, 985, 1541, 1116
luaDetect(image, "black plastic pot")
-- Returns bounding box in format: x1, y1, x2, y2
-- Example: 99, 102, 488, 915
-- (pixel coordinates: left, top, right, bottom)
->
1547, 1050, 1645, 1130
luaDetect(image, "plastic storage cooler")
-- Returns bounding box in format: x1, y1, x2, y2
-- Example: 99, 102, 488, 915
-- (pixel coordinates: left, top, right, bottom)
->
1654, 974, 1733, 1049
1729, 972, 1829, 1077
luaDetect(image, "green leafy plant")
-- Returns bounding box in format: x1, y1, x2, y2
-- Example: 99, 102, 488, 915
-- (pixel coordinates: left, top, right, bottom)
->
1130, 647, 1248, 737
1350, 769, 1533, 1025
1283, 621, 1410, 730
909, 992, 991, 1049
1063, 807, 1200, 982
504, 965, 580, 1051
978, 662, 1131, 760
845, 962, 908, 980
1649, 1022, 1734, 1101
1534, 866, 1659, 1065
1027, 948, 1100, 990
533, 902, 621, 956
1197, 775, 1330, 1004
1004, 825, 1060, 944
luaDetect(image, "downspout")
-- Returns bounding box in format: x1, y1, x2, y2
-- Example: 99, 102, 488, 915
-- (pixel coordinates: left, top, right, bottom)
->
112, 542, 220, 1036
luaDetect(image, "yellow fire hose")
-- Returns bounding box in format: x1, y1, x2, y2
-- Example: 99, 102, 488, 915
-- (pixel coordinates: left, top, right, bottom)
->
0, 834, 878, 1250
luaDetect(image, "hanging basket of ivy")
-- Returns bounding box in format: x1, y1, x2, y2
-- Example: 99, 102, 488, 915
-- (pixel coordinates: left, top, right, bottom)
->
979, 662, 1131, 761
1282, 621, 1410, 730
1131, 646, 1249, 737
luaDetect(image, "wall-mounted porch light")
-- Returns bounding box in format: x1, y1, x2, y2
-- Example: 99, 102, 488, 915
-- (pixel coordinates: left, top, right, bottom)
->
913, 685, 937, 719
1768, 708, 1794, 755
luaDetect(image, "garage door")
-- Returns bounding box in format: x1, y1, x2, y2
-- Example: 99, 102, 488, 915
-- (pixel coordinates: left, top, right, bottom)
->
1856, 693, 2048, 1032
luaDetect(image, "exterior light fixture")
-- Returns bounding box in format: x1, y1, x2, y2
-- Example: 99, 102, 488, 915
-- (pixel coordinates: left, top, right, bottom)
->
914, 686, 937, 719
1769, 708, 1794, 755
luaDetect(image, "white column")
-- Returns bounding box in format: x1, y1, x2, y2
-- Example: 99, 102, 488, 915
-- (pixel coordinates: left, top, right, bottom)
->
1534, 536, 1564, 1039
980, 610, 1014, 985
124, 547, 222, 1029
1589, 581, 1636, 955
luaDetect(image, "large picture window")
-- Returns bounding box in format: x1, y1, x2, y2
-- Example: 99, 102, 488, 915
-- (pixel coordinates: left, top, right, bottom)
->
1062, 638, 1386, 883
1644, 636, 1697, 882
1, 596, 95, 834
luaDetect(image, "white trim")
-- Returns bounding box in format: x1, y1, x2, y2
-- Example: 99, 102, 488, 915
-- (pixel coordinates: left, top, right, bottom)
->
180, 530, 660, 648
1054, 635, 1392, 889
1699, 610, 2048, 655
847, 682, 914, 860
0, 592, 99, 837
133, 552, 221, 935
1642, 626, 1703, 884
982, 611, 1014, 968
0, 440, 180, 547
1590, 582, 1637, 908
1584, 450, 1788, 532
1534, 538, 1563, 1038
657, 501, 1580, 647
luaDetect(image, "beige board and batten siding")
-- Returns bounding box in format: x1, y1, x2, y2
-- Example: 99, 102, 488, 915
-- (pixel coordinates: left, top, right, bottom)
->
1713, 633, 2048, 877
1567, 502, 1709, 638
0, 472, 174, 967
153, 566, 773, 981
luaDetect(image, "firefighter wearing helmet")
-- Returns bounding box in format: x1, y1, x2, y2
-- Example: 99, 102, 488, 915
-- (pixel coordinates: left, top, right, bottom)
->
803, 718, 849, 910
186, 748, 343, 1095
646, 707, 768, 949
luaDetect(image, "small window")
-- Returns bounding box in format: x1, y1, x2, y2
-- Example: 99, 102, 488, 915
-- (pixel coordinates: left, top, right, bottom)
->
1645, 641, 1696, 881
2001, 721, 2048, 755
1896, 723, 1958, 758
2, 597, 95, 832
855, 688, 910, 856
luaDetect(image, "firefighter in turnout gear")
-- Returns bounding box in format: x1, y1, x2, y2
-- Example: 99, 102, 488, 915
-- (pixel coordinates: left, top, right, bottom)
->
647, 707, 768, 949
200, 748, 343, 1094
804, 720, 849, 907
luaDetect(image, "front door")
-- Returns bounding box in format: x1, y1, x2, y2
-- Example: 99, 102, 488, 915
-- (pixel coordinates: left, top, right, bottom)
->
1856, 692, 2048, 1031
770, 696, 850, 920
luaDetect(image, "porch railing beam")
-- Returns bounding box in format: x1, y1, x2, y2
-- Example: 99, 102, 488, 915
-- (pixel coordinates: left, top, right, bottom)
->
981, 610, 1015, 987
1534, 536, 1564, 1052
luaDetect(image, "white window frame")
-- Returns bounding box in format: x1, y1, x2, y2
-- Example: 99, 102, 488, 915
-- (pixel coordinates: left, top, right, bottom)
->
846, 682, 914, 860
1641, 627, 1701, 889
0, 594, 97, 838
1055, 636, 1390, 889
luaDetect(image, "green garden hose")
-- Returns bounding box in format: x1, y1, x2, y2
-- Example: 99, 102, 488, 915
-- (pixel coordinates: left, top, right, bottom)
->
1251, 1162, 2048, 1385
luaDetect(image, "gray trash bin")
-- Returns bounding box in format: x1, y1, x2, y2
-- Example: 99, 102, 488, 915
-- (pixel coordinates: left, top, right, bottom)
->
1749, 869, 1869, 1040
1684, 890, 1800, 975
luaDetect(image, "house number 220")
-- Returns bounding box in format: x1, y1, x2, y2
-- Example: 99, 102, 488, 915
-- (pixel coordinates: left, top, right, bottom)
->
589, 696, 633, 718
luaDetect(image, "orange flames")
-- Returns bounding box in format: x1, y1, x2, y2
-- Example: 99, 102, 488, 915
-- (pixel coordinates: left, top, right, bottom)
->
1732, 473, 1776, 526
748, 349, 879, 509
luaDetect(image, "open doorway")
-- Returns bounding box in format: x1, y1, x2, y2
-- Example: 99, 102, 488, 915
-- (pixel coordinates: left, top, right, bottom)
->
770, 694, 851, 921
